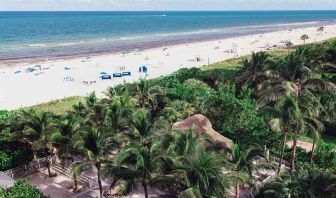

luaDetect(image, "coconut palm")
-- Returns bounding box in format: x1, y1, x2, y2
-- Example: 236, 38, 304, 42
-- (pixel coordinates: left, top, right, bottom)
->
159, 128, 233, 197
115, 140, 167, 198
300, 34, 309, 44
71, 126, 115, 198
270, 96, 302, 174
303, 117, 324, 165
49, 115, 81, 191
166, 127, 211, 156
229, 144, 274, 197
85, 92, 98, 109
130, 109, 152, 143
72, 102, 87, 118
285, 41, 293, 54
257, 47, 336, 171
262, 166, 336, 197
235, 51, 271, 87
22, 110, 55, 176
104, 96, 132, 133
173, 148, 231, 197
136, 78, 150, 108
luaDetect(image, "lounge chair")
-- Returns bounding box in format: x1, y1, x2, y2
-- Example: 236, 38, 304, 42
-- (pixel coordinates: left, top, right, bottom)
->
113, 73, 122, 78
122, 72, 131, 76
101, 75, 112, 80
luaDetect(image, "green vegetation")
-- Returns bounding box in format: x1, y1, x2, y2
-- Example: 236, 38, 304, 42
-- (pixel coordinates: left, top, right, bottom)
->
22, 96, 83, 115
0, 180, 46, 198
0, 39, 336, 197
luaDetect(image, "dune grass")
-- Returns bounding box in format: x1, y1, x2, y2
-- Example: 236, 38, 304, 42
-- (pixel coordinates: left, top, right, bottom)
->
23, 96, 83, 115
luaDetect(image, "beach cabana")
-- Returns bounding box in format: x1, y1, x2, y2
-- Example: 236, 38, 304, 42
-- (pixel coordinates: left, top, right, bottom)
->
0, 172, 14, 189
172, 114, 233, 149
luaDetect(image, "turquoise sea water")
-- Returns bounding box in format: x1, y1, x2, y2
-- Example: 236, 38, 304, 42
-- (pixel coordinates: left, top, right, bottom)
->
1, 11, 336, 63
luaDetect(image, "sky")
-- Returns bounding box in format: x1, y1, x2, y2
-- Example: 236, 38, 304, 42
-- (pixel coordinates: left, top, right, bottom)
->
0, 0, 336, 11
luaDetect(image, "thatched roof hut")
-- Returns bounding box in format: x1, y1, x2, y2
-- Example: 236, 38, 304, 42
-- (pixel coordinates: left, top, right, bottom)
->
172, 114, 233, 149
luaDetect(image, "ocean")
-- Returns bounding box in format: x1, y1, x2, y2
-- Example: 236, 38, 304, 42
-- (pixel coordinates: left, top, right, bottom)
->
1, 11, 336, 63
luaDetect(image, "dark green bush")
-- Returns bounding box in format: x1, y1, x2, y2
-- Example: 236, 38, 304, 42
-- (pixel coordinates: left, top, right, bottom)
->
0, 180, 46, 198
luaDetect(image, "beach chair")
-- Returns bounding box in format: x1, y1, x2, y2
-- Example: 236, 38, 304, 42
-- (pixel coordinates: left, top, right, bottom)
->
101, 75, 112, 80
122, 72, 131, 76
113, 73, 122, 78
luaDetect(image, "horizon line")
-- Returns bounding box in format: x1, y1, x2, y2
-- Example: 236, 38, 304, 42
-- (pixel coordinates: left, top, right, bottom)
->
1, 9, 336, 12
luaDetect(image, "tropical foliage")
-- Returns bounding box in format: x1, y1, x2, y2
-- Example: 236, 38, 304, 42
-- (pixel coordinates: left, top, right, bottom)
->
0, 39, 336, 197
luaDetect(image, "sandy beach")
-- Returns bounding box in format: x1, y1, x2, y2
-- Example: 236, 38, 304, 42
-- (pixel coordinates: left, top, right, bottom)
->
1, 24, 336, 110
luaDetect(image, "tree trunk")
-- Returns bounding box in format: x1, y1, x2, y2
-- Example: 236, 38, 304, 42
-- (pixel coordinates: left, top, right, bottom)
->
73, 176, 78, 193
47, 160, 52, 177
236, 183, 240, 198
277, 129, 288, 175
96, 163, 103, 198
310, 137, 317, 165
290, 130, 298, 172
143, 181, 149, 198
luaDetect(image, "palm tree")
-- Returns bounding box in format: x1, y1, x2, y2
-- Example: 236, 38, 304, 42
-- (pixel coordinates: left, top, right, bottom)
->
303, 117, 324, 165
159, 128, 232, 197
116, 140, 166, 198
49, 114, 81, 191
22, 110, 55, 176
257, 48, 336, 171
262, 166, 336, 197
300, 34, 309, 44
131, 109, 152, 143
104, 93, 133, 131
173, 148, 231, 197
229, 144, 273, 198
71, 127, 115, 198
235, 51, 271, 87
136, 78, 150, 108
72, 102, 87, 118
85, 92, 98, 109
270, 96, 301, 174
285, 41, 293, 54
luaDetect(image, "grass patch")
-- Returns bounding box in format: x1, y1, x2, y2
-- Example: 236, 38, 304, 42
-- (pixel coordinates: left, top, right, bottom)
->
298, 134, 336, 148
322, 135, 336, 147
203, 48, 289, 71
22, 96, 83, 115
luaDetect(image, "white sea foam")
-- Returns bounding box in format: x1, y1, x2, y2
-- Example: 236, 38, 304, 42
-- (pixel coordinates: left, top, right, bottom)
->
28, 44, 47, 47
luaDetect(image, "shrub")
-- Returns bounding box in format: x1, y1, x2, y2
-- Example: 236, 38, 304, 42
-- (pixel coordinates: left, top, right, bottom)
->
0, 180, 46, 198
204, 84, 279, 147
0, 151, 12, 171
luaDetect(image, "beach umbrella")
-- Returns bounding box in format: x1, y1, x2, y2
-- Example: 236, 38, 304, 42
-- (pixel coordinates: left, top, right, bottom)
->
64, 67, 71, 70
100, 72, 108, 75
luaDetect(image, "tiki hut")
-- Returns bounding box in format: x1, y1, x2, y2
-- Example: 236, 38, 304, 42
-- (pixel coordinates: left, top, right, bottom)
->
172, 114, 233, 149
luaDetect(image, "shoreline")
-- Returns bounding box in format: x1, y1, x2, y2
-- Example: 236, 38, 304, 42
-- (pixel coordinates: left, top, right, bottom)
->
1, 20, 334, 67
0, 29, 277, 67
1, 23, 336, 110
